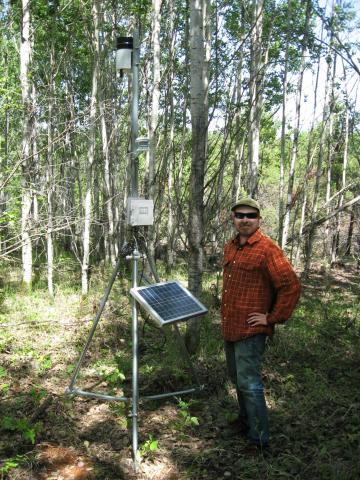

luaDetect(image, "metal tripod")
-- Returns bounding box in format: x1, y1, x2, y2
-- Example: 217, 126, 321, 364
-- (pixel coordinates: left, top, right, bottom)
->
66, 247, 202, 470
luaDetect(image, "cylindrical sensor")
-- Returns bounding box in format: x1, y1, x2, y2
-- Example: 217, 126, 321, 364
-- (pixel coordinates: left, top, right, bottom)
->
116, 36, 133, 70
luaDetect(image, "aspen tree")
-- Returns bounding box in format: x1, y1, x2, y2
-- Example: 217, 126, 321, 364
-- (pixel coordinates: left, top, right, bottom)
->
282, 0, 312, 249
20, 0, 33, 287
185, 0, 210, 354
146, 0, 162, 261
82, 0, 100, 295
247, 0, 264, 197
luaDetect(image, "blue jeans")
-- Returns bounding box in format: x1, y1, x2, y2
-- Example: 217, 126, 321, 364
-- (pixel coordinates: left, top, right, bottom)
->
225, 334, 269, 446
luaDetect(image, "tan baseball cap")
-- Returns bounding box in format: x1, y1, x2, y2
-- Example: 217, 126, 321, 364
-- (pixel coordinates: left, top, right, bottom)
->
231, 197, 260, 212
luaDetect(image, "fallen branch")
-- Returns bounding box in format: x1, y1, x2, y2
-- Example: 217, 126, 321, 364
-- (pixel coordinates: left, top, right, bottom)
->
287, 194, 360, 244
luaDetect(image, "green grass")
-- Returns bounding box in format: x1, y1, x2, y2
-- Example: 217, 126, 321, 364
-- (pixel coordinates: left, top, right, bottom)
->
0, 261, 359, 479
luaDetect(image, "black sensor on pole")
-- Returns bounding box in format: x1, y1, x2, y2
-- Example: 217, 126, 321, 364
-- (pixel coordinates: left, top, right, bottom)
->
116, 36, 133, 74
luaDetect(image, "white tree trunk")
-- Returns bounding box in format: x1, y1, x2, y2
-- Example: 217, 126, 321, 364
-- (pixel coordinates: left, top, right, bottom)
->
100, 90, 116, 266
167, 0, 176, 270
46, 43, 56, 298
323, 51, 337, 259
232, 49, 245, 202
304, 1, 335, 274
282, 0, 311, 249
20, 0, 33, 287
82, 0, 99, 295
185, 0, 210, 354
146, 0, 162, 261
295, 14, 322, 266
331, 74, 349, 263
278, 0, 292, 246
247, 0, 264, 197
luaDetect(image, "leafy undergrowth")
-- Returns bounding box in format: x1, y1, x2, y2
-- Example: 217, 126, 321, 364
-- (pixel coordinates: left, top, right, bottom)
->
0, 263, 359, 479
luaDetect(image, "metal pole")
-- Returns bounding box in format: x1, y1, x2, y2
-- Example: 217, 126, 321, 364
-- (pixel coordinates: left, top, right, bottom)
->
130, 27, 139, 197
69, 388, 129, 402
67, 255, 123, 394
129, 25, 140, 469
131, 248, 140, 468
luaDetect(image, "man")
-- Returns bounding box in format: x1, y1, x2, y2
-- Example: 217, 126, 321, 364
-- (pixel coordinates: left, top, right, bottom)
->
222, 197, 301, 449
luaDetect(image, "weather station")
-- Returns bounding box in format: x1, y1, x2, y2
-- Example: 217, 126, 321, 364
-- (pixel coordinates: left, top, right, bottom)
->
65, 28, 207, 471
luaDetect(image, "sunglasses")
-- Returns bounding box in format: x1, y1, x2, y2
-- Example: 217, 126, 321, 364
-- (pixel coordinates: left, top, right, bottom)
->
233, 212, 259, 219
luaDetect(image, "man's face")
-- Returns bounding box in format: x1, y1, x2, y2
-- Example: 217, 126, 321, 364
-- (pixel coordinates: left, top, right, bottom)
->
232, 206, 260, 237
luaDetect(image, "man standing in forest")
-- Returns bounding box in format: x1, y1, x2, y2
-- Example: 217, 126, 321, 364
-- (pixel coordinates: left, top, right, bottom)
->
222, 198, 301, 451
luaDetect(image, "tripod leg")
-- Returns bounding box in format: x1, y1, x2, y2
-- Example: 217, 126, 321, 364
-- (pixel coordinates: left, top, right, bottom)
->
66, 256, 123, 393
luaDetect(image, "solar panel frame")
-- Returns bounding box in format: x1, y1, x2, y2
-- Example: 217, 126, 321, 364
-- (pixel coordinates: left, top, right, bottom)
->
130, 280, 208, 327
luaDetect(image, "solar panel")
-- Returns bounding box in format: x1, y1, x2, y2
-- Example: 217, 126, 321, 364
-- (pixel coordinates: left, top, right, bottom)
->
130, 281, 208, 327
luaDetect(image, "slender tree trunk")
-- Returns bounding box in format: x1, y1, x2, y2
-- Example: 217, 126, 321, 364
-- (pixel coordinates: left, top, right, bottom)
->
20, 0, 33, 287
331, 100, 349, 263
247, 0, 264, 197
304, 5, 335, 275
278, 1, 292, 246
82, 0, 99, 295
0, 30, 10, 254
64, 76, 81, 257
0, 106, 9, 253
185, 0, 210, 354
232, 47, 246, 202
344, 206, 354, 256
282, 0, 311, 249
99, 78, 116, 266
295, 21, 323, 267
324, 53, 337, 259
166, 0, 176, 270
147, 0, 162, 260
46, 43, 56, 297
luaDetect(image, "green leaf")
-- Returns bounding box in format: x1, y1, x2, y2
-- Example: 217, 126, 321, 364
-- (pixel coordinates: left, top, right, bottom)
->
0, 382, 10, 392
23, 428, 36, 444
1, 416, 16, 430
0, 459, 19, 474
190, 416, 199, 426
150, 440, 158, 451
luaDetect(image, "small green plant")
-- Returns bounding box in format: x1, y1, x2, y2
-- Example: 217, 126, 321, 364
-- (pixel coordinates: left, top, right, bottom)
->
224, 410, 239, 423
95, 361, 125, 386
0, 331, 13, 353
0, 366, 10, 392
0, 455, 27, 475
38, 354, 53, 374
140, 435, 158, 458
29, 386, 47, 402
10, 345, 35, 365
110, 402, 128, 428
0, 382, 10, 393
177, 399, 199, 427
66, 364, 75, 375
0, 416, 41, 445
140, 364, 155, 375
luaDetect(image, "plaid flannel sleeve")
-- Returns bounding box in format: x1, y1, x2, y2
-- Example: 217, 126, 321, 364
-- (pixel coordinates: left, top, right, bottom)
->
265, 245, 301, 325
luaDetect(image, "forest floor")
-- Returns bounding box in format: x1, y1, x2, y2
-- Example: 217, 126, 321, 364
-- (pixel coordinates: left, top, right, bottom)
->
0, 261, 359, 480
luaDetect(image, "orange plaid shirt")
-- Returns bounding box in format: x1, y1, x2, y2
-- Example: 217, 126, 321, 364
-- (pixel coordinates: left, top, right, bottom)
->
222, 228, 301, 341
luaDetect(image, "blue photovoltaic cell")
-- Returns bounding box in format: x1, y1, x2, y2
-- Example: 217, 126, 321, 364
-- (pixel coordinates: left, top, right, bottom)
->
131, 281, 207, 325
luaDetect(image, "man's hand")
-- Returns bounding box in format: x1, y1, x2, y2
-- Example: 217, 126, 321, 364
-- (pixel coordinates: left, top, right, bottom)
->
247, 312, 268, 327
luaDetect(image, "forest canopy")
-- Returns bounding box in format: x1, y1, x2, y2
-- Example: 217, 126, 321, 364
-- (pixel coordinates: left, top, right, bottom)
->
0, 0, 359, 295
